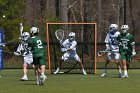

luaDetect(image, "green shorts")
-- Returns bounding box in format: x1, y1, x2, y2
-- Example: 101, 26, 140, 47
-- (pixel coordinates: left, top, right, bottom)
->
33, 56, 46, 66
120, 53, 132, 62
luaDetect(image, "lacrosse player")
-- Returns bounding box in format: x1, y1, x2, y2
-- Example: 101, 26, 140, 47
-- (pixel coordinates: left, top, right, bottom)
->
53, 32, 87, 75
117, 25, 136, 78
101, 24, 122, 77
14, 32, 34, 81
28, 27, 47, 85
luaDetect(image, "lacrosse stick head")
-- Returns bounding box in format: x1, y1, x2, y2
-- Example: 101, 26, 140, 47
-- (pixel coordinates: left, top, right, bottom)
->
55, 29, 64, 41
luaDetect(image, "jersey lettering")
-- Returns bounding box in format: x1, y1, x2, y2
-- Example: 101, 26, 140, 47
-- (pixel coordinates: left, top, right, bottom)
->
37, 40, 43, 48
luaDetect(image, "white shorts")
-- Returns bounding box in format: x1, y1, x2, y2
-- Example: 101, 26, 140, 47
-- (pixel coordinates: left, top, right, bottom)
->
107, 52, 120, 60
61, 52, 81, 62
23, 53, 33, 65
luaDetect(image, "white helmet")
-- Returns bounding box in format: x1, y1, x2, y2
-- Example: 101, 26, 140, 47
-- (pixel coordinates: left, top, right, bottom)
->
22, 32, 30, 41
69, 32, 75, 41
109, 24, 118, 34
30, 27, 39, 35
121, 25, 129, 34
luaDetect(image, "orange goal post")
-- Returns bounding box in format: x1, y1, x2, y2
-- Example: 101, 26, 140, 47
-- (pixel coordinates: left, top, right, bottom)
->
46, 22, 97, 74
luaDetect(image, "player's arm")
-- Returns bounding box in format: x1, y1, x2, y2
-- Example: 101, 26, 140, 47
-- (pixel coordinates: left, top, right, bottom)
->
104, 34, 110, 51
60, 39, 68, 52
130, 35, 136, 56
116, 34, 122, 46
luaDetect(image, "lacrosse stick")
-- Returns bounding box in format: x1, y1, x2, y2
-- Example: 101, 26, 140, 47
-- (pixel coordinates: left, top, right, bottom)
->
19, 23, 23, 40
98, 49, 119, 56
98, 50, 108, 56
55, 29, 64, 44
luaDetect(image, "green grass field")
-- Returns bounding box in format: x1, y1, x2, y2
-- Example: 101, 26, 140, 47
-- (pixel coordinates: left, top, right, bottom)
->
0, 69, 140, 93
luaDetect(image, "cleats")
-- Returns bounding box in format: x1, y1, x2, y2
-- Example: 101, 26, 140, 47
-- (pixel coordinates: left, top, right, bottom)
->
101, 73, 107, 77
82, 70, 87, 75
122, 74, 129, 78
20, 76, 28, 81
53, 68, 59, 75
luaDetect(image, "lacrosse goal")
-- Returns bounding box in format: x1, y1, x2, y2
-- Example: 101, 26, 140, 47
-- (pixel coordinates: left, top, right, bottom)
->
46, 22, 97, 74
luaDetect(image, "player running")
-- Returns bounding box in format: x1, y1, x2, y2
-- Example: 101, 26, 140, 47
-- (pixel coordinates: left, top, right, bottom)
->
28, 27, 47, 85
117, 25, 136, 78
101, 24, 122, 77
53, 32, 87, 75
14, 32, 34, 81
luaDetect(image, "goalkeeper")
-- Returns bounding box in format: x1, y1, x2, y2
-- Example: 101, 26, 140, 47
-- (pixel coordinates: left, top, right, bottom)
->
101, 24, 122, 77
14, 32, 34, 81
53, 32, 87, 75
117, 25, 136, 78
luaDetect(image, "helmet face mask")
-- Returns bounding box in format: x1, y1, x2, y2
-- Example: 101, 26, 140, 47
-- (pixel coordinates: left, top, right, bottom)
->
68, 32, 75, 41
22, 32, 30, 41
121, 25, 129, 35
109, 24, 118, 35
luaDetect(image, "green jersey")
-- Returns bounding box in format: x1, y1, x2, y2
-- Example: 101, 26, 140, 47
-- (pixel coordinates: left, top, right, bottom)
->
28, 36, 46, 57
117, 33, 135, 55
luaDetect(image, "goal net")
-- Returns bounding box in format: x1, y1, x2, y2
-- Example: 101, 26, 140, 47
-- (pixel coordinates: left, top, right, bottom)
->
46, 22, 97, 74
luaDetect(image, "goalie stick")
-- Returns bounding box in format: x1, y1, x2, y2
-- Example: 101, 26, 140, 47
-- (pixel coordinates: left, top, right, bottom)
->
55, 29, 64, 43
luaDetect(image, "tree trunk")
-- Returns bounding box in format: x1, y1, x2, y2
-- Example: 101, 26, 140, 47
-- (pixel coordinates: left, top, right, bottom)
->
97, 0, 102, 42
59, 0, 68, 31
60, 0, 68, 22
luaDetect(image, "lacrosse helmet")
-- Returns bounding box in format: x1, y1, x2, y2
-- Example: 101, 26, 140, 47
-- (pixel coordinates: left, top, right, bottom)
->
30, 27, 39, 35
22, 32, 30, 41
69, 32, 75, 41
121, 25, 129, 35
109, 24, 118, 35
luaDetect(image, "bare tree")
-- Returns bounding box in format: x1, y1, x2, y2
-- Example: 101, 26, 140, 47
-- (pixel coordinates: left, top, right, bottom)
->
97, 0, 102, 42
128, 0, 135, 35
60, 0, 68, 22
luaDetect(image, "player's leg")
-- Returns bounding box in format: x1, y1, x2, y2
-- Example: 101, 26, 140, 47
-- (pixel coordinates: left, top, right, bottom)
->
21, 55, 33, 80
101, 52, 111, 77
115, 60, 122, 78
126, 62, 129, 71
75, 54, 87, 75
33, 57, 41, 85
35, 64, 40, 85
126, 55, 132, 71
114, 53, 122, 78
54, 53, 67, 74
121, 54, 129, 78
21, 56, 29, 81
20, 63, 28, 81
39, 56, 47, 84
53, 59, 64, 74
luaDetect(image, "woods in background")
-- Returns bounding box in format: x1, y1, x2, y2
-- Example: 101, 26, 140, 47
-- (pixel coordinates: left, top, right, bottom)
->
0, 0, 140, 45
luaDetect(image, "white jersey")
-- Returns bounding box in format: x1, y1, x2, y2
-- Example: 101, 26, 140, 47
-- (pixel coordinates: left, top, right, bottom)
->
15, 41, 33, 64
61, 39, 80, 62
62, 39, 77, 53
105, 31, 120, 50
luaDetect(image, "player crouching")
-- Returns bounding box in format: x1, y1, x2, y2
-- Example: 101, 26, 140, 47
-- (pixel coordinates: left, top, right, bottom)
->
53, 32, 87, 75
